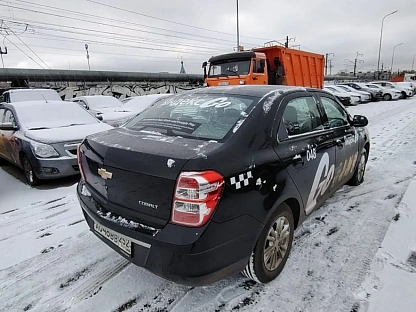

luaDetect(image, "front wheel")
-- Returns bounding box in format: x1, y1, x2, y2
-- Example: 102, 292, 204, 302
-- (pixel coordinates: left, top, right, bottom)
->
22, 155, 41, 186
347, 149, 367, 186
242, 203, 294, 283
383, 93, 392, 101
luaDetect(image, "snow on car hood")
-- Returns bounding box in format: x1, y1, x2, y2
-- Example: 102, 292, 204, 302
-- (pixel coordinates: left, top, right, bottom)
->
25, 123, 113, 144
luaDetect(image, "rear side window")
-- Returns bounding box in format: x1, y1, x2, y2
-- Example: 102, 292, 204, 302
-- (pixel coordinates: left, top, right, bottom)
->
281, 96, 323, 136
125, 93, 256, 141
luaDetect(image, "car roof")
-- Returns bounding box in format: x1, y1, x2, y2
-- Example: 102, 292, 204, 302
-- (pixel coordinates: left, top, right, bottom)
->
4, 88, 57, 94
74, 95, 115, 99
188, 85, 312, 98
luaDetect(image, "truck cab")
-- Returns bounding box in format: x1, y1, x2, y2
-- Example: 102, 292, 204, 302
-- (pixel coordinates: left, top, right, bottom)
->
203, 51, 269, 87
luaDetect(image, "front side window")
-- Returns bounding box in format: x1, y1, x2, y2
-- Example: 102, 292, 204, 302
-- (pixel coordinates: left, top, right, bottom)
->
0, 108, 5, 122
253, 59, 265, 74
125, 93, 256, 141
3, 110, 16, 127
281, 96, 323, 136
320, 97, 349, 128
208, 59, 251, 77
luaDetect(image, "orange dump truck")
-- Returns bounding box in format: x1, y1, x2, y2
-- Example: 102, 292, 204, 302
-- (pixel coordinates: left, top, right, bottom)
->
203, 45, 325, 89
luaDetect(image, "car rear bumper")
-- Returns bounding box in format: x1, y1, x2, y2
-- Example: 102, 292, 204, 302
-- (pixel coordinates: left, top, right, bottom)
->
77, 182, 263, 286
29, 153, 80, 179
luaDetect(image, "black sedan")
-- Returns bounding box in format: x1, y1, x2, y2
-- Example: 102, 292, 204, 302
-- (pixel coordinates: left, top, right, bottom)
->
76, 85, 370, 286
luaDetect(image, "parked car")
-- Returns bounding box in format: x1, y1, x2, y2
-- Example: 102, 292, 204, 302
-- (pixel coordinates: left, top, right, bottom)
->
71, 95, 124, 122
106, 94, 173, 127
1, 88, 62, 103
394, 82, 416, 95
0, 101, 112, 185
371, 81, 413, 99
364, 84, 401, 101
335, 85, 371, 103
323, 87, 360, 106
338, 83, 383, 102
324, 86, 360, 105
77, 85, 370, 286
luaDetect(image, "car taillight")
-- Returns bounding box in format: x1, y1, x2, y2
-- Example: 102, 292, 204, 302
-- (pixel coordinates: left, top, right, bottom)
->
77, 144, 86, 181
171, 171, 224, 227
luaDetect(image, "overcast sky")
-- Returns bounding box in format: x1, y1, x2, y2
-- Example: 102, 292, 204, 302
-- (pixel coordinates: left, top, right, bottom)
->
0, 0, 414, 75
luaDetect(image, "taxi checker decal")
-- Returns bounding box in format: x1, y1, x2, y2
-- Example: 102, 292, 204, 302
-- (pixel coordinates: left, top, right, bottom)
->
230, 171, 253, 190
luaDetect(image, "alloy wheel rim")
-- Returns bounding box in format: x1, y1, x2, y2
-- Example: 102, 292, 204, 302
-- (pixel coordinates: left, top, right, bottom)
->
24, 159, 33, 183
357, 154, 366, 181
263, 216, 290, 271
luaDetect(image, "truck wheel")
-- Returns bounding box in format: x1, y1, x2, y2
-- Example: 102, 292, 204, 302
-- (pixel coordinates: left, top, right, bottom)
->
242, 203, 294, 283
347, 150, 367, 186
22, 155, 40, 186
383, 94, 392, 101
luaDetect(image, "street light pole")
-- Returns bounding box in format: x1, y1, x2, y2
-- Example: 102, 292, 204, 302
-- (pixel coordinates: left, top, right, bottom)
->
376, 10, 398, 79
236, 0, 240, 51
412, 54, 416, 71
390, 43, 403, 78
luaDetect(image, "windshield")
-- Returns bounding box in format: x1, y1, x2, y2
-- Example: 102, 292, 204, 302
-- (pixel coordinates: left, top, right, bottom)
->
10, 90, 62, 102
16, 102, 99, 130
125, 93, 256, 141
337, 86, 351, 92
122, 95, 172, 113
208, 59, 251, 77
85, 96, 122, 110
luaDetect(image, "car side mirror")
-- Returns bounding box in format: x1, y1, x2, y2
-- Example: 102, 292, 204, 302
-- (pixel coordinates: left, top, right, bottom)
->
352, 115, 368, 127
202, 61, 208, 79
96, 115, 103, 121
0, 122, 18, 131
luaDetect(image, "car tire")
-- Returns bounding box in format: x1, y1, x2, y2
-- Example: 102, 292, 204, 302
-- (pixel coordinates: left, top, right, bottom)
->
242, 203, 294, 283
401, 91, 407, 99
383, 94, 392, 101
22, 155, 41, 186
347, 149, 367, 186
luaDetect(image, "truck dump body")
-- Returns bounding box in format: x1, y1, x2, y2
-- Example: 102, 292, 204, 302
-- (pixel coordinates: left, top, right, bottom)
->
254, 46, 324, 89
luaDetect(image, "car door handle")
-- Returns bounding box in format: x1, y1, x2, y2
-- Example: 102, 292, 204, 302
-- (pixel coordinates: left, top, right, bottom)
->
292, 154, 304, 168
336, 139, 344, 148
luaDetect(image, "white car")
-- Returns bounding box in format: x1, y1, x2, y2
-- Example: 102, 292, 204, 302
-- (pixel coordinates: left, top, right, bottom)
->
323, 86, 360, 106
395, 82, 416, 95
1, 88, 62, 103
365, 84, 401, 101
324, 86, 360, 105
71, 95, 126, 123
371, 81, 413, 98
105, 94, 173, 127
335, 85, 372, 103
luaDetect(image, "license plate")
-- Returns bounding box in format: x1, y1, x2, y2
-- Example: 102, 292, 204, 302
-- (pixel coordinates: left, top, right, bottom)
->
218, 81, 229, 86
94, 222, 132, 256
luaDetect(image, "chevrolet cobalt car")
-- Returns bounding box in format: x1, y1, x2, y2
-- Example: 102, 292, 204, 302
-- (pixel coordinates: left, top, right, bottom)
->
77, 86, 370, 286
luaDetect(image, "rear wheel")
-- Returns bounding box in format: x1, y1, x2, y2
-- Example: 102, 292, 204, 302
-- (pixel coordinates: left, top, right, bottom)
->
242, 203, 294, 283
22, 155, 40, 186
383, 93, 392, 101
347, 149, 367, 186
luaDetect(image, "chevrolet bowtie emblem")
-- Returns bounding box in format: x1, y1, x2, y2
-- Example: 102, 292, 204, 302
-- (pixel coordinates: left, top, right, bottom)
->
98, 168, 113, 180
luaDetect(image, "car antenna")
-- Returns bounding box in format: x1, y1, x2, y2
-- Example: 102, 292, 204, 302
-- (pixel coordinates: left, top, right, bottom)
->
41, 94, 48, 103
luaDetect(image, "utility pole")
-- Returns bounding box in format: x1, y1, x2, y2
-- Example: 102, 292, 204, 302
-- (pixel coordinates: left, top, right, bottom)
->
376, 10, 398, 79
285, 36, 296, 48
329, 59, 334, 75
325, 53, 335, 76
236, 0, 240, 51
0, 46, 7, 68
353, 51, 364, 76
412, 54, 416, 71
85, 44, 90, 71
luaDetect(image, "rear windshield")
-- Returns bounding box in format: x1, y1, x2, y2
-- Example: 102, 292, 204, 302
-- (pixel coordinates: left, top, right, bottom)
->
124, 93, 256, 141
10, 90, 62, 102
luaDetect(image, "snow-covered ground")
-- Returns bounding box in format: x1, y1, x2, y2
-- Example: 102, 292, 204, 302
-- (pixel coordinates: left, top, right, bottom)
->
1, 98, 416, 312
